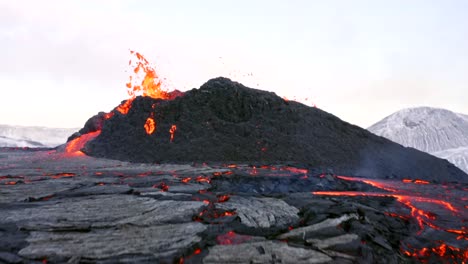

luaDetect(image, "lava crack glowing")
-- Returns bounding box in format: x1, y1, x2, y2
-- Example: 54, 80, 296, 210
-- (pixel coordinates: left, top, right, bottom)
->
313, 175, 468, 261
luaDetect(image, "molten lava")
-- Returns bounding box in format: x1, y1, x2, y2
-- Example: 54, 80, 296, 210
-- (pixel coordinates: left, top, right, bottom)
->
65, 131, 101, 155
123, 51, 184, 101
65, 50, 186, 154
313, 175, 467, 261
144, 117, 156, 135
116, 97, 135, 115
170, 125, 177, 142
216, 231, 252, 245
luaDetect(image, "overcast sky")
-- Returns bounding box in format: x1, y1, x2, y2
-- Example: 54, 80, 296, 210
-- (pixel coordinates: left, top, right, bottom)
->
1, 0, 467, 128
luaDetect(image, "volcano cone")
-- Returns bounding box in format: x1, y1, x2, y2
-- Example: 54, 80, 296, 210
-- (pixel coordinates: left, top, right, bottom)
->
76, 77, 466, 182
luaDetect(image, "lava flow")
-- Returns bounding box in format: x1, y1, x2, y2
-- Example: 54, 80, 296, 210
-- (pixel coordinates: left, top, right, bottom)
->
313, 176, 468, 262
65, 131, 101, 156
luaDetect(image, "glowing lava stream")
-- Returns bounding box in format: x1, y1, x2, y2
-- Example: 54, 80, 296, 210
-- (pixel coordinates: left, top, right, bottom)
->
65, 131, 101, 156
313, 175, 467, 260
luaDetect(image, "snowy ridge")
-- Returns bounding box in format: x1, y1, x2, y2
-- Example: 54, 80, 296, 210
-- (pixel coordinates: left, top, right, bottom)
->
0, 124, 77, 148
432, 147, 468, 176
368, 107, 468, 153
368, 107, 468, 174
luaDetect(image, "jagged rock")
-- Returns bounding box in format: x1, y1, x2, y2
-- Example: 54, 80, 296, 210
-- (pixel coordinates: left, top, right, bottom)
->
0, 180, 77, 203
67, 111, 109, 142
278, 214, 358, 240
307, 233, 360, 249
0, 252, 23, 264
203, 241, 332, 264
216, 196, 299, 228
1, 148, 465, 263
19, 223, 206, 261
0, 195, 204, 230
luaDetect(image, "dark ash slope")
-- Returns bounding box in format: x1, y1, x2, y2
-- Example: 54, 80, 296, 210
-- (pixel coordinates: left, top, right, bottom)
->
80, 77, 466, 182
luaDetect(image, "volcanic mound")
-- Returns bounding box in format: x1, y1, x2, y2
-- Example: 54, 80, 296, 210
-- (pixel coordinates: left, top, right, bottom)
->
73, 77, 466, 182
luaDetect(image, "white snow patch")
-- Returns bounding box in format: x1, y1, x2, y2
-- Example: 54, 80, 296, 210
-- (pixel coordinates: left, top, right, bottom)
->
0, 124, 77, 148
368, 107, 468, 174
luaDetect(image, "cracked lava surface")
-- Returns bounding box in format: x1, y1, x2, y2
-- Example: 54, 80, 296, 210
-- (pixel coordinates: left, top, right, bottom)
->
0, 148, 466, 263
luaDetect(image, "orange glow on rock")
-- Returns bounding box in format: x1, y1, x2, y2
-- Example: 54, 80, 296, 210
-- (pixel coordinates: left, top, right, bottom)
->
181, 177, 191, 183
336, 175, 397, 192
414, 179, 430, 185
217, 194, 230, 203
403, 241, 468, 261
103, 112, 114, 120
144, 117, 156, 135
65, 131, 101, 154
49, 172, 76, 179
116, 97, 135, 115
216, 231, 252, 245
220, 211, 236, 217
196, 176, 211, 183
313, 175, 467, 261
169, 125, 177, 142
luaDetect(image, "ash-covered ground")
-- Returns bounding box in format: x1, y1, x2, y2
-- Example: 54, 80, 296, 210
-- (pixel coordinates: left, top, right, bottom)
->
77, 78, 466, 183
0, 148, 466, 263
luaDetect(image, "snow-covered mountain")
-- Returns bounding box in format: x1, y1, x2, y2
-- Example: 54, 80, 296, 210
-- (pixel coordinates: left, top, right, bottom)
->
368, 107, 468, 174
432, 146, 468, 176
0, 124, 77, 148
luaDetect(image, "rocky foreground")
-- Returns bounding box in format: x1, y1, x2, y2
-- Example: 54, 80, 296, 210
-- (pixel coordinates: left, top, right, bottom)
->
0, 148, 467, 263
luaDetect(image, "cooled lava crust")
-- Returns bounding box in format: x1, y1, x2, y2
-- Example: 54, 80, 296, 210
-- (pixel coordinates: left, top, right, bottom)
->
76, 77, 467, 182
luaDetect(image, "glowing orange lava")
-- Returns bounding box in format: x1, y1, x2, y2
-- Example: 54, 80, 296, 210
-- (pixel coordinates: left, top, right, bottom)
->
66, 50, 184, 153
170, 125, 177, 142
144, 117, 156, 135
336, 175, 397, 192
216, 231, 252, 245
313, 175, 467, 261
414, 179, 430, 185
402, 241, 468, 262
181, 177, 191, 183
217, 194, 230, 203
103, 112, 114, 119
116, 97, 135, 115
121, 51, 183, 104
65, 131, 101, 155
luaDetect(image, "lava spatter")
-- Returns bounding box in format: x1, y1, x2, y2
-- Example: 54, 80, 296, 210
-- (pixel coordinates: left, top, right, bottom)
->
66, 50, 184, 154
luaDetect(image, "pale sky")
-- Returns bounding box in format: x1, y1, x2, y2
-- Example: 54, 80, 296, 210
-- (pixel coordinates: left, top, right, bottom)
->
1, 0, 467, 128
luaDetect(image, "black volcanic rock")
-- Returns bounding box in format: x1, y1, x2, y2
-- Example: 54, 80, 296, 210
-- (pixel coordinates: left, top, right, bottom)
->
67, 111, 110, 142
81, 77, 467, 182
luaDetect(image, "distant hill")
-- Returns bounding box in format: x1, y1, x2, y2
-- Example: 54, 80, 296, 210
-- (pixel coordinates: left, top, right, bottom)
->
0, 124, 77, 148
368, 107, 468, 174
